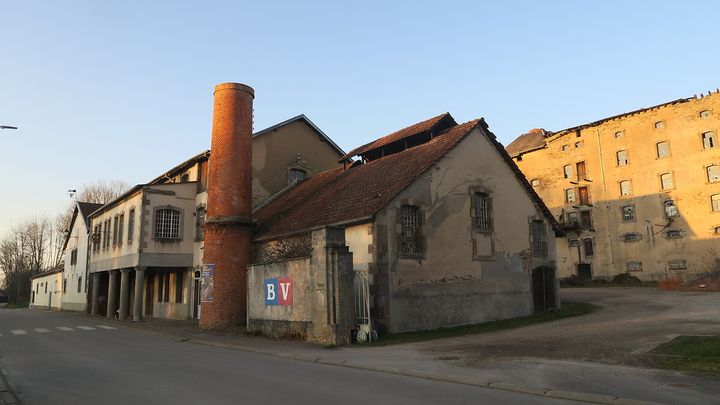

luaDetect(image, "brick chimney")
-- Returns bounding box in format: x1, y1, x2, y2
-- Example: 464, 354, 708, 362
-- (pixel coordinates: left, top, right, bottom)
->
200, 82, 255, 329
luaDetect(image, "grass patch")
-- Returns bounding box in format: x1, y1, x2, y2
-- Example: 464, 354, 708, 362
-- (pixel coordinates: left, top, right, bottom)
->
648, 335, 720, 375
368, 301, 598, 346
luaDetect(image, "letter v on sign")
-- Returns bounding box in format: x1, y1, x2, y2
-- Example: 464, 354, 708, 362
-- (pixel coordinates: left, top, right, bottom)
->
278, 277, 292, 306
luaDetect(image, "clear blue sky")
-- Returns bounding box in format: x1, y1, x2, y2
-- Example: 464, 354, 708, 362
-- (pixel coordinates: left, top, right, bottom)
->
1, 1, 718, 239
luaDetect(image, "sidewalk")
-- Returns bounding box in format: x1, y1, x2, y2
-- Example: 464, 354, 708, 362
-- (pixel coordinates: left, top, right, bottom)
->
91, 315, 719, 405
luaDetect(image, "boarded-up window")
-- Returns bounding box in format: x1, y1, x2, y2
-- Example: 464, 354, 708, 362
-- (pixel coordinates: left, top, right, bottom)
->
620, 180, 632, 196
707, 165, 720, 183
563, 165, 573, 179
617, 150, 629, 166
583, 238, 594, 256
626, 262, 642, 272
400, 205, 421, 254
668, 259, 687, 270
578, 187, 590, 205
702, 131, 716, 149
622, 205, 635, 221
660, 173, 674, 190
565, 188, 576, 203
656, 141, 670, 158
712, 194, 720, 212
473, 192, 492, 232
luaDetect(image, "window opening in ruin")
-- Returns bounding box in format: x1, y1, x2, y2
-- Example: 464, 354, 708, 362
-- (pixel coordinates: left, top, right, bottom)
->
563, 165, 573, 179
614, 131, 624, 139
656, 141, 670, 158
707, 165, 720, 183
660, 173, 674, 190
616, 150, 628, 166
712, 194, 720, 212
620, 180, 632, 196
702, 131, 716, 149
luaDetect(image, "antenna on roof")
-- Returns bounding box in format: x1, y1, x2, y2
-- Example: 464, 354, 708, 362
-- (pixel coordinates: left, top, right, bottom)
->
68, 189, 77, 199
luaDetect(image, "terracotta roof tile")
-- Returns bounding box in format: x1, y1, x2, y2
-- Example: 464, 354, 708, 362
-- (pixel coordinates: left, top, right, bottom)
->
255, 120, 480, 240
340, 113, 456, 161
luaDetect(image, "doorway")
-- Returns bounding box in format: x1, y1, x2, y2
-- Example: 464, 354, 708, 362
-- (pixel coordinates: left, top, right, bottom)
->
145, 275, 154, 317
577, 263, 592, 285
532, 266, 556, 313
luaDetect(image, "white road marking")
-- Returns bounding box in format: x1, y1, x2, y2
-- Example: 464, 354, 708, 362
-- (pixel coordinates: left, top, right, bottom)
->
34, 328, 51, 333
57, 327, 74, 331
11, 330, 27, 335
96, 325, 117, 330
76, 326, 95, 330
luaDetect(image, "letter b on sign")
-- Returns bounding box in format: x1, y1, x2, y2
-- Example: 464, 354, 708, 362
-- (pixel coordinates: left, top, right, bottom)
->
264, 277, 292, 306
264, 278, 278, 305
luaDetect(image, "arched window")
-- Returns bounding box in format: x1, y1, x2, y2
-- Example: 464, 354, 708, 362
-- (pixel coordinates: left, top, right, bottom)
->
155, 208, 181, 240
288, 168, 307, 184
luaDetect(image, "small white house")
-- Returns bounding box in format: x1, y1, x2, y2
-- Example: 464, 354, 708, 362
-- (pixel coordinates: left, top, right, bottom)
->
30, 265, 63, 310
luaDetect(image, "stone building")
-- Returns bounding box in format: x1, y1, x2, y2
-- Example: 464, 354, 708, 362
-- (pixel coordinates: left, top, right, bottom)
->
507, 91, 720, 282
86, 112, 346, 321
248, 111, 561, 343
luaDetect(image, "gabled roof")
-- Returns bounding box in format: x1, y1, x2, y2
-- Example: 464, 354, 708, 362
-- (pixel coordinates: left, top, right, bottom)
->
30, 263, 64, 280
255, 120, 480, 240
505, 129, 547, 157
149, 115, 346, 184
62, 201, 104, 251
340, 113, 457, 162
254, 114, 561, 240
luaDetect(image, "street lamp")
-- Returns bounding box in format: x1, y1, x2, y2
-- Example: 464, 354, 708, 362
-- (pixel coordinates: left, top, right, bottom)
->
1, 125, 18, 130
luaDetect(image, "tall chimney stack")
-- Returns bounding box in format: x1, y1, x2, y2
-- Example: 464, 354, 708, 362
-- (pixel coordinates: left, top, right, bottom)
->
201, 82, 255, 329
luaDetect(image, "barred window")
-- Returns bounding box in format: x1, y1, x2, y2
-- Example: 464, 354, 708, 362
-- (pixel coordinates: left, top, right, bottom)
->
400, 205, 421, 255
664, 200, 679, 218
622, 205, 635, 222
474, 192, 491, 232
531, 220, 546, 257
626, 262, 642, 272
288, 168, 306, 184
155, 209, 181, 240
621, 232, 642, 242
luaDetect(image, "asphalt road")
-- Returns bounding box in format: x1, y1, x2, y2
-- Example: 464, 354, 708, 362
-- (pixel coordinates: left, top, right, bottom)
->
0, 308, 575, 405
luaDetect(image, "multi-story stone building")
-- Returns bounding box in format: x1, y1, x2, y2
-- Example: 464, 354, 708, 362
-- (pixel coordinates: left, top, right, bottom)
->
507, 91, 720, 282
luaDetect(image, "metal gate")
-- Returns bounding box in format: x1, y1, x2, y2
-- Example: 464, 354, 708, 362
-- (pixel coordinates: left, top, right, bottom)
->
353, 270, 376, 343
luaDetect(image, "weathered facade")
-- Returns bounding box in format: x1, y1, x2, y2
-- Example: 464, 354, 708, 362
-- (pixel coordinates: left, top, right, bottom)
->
507, 90, 720, 282
250, 113, 560, 342
85, 110, 346, 322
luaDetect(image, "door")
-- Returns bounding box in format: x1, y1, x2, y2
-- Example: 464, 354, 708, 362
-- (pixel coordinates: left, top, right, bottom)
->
576, 161, 586, 181
577, 263, 592, 285
532, 267, 556, 314
145, 275, 154, 317
578, 187, 589, 205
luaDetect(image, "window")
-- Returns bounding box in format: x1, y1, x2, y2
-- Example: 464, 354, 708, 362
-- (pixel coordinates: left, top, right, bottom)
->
622, 205, 635, 221
128, 208, 135, 243
616, 150, 628, 166
530, 179, 541, 188
77, 277, 82, 293
668, 259, 687, 270
575, 141, 584, 148
531, 220, 547, 257
175, 271, 184, 303
700, 110, 710, 118
583, 238, 593, 257
712, 194, 720, 212
155, 209, 181, 240
70, 248, 78, 265
580, 211, 592, 228
715, 226, 720, 235
562, 144, 570, 151
196, 207, 206, 241
702, 131, 716, 149
578, 186, 590, 205
565, 188, 576, 203
707, 165, 720, 183
567, 211, 578, 224
288, 168, 306, 184
473, 192, 492, 232
118, 213, 124, 245
180, 173, 189, 182
664, 200, 679, 217
654, 121, 665, 129
45, 283, 47, 293
620, 180, 632, 196
93, 225, 101, 252
656, 141, 670, 158
660, 173, 674, 190
621, 232, 642, 242
400, 205, 421, 255
112, 215, 119, 246
614, 131, 624, 139
665, 229, 684, 239
63, 278, 67, 293
576, 161, 587, 181
568, 239, 580, 247
626, 262, 642, 272
563, 165, 573, 179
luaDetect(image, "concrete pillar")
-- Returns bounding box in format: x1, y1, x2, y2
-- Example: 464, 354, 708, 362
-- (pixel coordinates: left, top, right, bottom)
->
132, 267, 145, 322
90, 273, 101, 316
106, 270, 119, 318
118, 268, 131, 320
201, 82, 255, 329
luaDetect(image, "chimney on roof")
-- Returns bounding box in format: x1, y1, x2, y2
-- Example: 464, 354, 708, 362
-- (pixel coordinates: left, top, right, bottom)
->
200, 82, 255, 329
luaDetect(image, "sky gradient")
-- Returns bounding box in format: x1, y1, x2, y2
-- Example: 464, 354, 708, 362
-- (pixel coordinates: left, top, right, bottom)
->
1, 1, 719, 241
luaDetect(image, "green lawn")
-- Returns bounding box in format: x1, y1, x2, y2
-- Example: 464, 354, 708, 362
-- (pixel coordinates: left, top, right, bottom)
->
368, 301, 598, 346
648, 335, 720, 375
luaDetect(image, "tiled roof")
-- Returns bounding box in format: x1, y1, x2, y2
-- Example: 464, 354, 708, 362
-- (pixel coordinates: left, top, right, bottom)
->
255, 120, 481, 240
339, 113, 456, 161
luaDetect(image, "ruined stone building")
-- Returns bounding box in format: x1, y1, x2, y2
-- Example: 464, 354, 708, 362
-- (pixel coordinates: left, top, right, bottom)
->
507, 91, 720, 282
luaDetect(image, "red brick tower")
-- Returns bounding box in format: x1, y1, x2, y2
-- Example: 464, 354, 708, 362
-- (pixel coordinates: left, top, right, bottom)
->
200, 82, 255, 329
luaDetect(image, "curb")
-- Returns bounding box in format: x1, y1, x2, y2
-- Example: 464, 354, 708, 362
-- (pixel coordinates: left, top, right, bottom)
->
0, 363, 20, 405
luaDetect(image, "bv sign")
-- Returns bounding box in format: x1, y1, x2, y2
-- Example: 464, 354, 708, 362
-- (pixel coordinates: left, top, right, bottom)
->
264, 277, 292, 306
